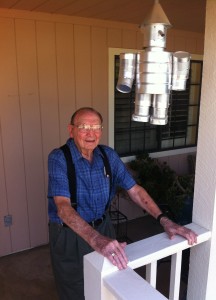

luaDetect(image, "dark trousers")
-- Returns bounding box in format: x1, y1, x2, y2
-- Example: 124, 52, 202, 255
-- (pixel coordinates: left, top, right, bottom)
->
49, 213, 115, 300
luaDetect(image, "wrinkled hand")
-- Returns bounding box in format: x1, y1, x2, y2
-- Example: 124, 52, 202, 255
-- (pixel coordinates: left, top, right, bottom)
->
161, 217, 197, 245
92, 234, 128, 270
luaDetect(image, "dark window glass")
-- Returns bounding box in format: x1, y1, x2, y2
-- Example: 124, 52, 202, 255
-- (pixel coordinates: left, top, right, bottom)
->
114, 56, 202, 156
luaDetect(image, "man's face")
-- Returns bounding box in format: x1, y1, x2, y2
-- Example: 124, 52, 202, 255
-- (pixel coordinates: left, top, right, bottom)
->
68, 111, 102, 153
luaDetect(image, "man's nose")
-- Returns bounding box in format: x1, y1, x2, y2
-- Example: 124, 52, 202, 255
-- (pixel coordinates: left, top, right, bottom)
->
85, 129, 95, 134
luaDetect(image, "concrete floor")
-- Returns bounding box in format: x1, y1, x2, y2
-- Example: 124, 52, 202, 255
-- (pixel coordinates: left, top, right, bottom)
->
0, 244, 58, 300
0, 215, 188, 299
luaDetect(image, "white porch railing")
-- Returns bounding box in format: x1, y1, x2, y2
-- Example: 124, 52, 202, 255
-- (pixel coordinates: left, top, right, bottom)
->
84, 223, 211, 300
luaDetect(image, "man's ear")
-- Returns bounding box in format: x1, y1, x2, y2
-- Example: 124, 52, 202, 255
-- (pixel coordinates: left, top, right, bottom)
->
68, 124, 73, 138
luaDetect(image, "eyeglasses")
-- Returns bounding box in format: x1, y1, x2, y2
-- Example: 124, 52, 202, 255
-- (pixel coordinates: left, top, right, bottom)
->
73, 124, 103, 133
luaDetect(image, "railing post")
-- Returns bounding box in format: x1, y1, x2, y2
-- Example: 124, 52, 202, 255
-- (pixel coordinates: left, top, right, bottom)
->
84, 251, 118, 300
146, 261, 157, 287
169, 251, 182, 300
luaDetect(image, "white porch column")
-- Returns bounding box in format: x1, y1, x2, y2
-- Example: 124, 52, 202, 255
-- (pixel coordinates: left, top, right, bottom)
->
187, 0, 216, 299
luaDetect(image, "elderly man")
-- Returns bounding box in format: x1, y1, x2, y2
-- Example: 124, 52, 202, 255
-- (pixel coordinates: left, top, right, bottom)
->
48, 107, 197, 300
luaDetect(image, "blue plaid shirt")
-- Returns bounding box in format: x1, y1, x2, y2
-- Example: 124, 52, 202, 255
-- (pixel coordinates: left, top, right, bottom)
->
48, 138, 136, 223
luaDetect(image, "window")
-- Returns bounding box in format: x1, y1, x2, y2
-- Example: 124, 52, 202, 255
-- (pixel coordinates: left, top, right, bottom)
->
113, 54, 202, 157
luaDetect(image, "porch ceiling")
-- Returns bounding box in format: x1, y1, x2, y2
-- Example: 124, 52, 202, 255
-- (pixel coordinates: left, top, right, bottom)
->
0, 0, 206, 33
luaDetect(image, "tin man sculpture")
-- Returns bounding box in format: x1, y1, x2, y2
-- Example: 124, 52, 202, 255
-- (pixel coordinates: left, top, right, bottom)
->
116, 0, 190, 125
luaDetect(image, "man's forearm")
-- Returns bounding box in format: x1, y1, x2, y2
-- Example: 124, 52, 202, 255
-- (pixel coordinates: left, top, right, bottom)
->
55, 197, 100, 247
128, 184, 163, 219
55, 198, 124, 258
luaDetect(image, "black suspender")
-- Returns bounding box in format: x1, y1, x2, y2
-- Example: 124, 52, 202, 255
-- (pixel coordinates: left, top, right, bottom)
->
98, 145, 113, 211
60, 144, 77, 209
60, 144, 112, 211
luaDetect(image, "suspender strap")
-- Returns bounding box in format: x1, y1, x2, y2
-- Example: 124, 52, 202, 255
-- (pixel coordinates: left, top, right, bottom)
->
60, 144, 112, 211
98, 145, 113, 211
60, 144, 77, 210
